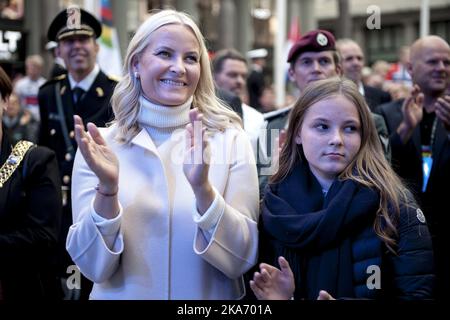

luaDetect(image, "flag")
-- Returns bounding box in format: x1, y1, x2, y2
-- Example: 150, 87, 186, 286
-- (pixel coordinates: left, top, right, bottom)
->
97, 0, 122, 78
284, 16, 301, 79
286, 16, 301, 62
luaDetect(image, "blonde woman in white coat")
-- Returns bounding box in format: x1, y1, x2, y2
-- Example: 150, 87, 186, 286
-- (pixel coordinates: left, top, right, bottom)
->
67, 10, 259, 299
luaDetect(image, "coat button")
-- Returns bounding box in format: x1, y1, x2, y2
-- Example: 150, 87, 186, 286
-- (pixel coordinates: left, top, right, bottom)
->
63, 175, 71, 184
50, 129, 56, 136
65, 153, 72, 161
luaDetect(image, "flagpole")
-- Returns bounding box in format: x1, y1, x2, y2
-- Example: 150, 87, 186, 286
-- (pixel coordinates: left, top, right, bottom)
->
96, 0, 123, 77
420, 0, 430, 38
275, 0, 287, 108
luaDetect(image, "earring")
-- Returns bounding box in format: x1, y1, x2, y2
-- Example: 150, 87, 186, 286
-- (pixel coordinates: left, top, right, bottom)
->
134, 71, 140, 79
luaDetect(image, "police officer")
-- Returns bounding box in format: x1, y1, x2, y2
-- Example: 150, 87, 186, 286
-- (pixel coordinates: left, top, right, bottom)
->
259, 30, 390, 192
38, 5, 118, 299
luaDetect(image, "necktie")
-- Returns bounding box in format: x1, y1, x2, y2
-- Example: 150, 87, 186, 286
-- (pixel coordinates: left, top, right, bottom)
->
73, 87, 85, 104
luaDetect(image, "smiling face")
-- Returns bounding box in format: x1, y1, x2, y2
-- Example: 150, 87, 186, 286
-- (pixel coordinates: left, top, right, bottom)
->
409, 38, 450, 97
134, 24, 201, 106
295, 95, 361, 189
57, 35, 99, 79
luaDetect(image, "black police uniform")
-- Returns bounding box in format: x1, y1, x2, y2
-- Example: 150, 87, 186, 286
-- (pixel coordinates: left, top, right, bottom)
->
37, 6, 118, 299
38, 72, 117, 284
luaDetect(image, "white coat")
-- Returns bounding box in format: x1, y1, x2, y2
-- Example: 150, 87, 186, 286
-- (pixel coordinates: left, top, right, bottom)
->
66, 124, 259, 299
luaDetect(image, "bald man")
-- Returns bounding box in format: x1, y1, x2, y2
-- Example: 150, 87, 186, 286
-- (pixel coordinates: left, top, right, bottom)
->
376, 35, 450, 299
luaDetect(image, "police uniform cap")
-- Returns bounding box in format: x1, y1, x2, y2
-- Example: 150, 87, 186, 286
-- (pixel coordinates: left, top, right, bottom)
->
47, 6, 102, 42
247, 48, 268, 59
45, 41, 58, 50
287, 29, 336, 63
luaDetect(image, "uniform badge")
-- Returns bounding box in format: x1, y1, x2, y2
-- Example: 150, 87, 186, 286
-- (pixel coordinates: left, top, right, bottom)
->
96, 87, 104, 97
416, 208, 426, 223
67, 5, 81, 30
316, 33, 328, 46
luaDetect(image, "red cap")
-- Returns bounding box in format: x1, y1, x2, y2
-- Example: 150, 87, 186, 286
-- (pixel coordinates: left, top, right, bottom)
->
287, 29, 336, 63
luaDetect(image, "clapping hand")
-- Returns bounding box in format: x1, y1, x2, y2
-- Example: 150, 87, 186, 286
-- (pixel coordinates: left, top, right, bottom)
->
317, 290, 336, 300
73, 115, 119, 194
397, 85, 424, 143
250, 256, 295, 300
183, 108, 210, 188
435, 95, 450, 131
183, 108, 214, 214
402, 84, 424, 130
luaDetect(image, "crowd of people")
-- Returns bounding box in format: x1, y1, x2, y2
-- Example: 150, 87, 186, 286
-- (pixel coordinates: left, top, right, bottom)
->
1, 4, 449, 301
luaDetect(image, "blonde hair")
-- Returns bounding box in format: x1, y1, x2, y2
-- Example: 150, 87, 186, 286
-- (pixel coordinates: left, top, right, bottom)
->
111, 9, 242, 143
271, 78, 412, 250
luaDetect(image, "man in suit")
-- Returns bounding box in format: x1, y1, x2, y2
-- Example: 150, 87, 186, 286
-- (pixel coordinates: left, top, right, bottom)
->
376, 35, 450, 299
212, 49, 265, 157
38, 6, 118, 299
336, 38, 392, 111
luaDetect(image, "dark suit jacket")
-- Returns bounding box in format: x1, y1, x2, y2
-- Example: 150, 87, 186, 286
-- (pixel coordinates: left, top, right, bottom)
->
38, 70, 117, 279
0, 132, 61, 299
216, 88, 243, 119
364, 85, 391, 111
376, 99, 450, 298
247, 68, 265, 111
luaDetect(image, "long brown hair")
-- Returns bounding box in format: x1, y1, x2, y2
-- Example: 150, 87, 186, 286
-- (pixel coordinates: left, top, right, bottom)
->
271, 78, 411, 251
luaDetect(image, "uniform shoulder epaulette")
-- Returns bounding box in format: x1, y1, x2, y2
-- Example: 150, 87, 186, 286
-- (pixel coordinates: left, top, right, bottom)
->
40, 73, 67, 88
107, 74, 121, 82
53, 74, 67, 81
263, 105, 293, 121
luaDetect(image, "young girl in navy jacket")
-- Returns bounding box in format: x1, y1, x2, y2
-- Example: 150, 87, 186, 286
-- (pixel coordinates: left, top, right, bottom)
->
251, 78, 434, 300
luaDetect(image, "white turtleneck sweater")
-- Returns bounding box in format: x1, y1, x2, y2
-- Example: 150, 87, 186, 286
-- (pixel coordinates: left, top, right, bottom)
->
137, 95, 192, 147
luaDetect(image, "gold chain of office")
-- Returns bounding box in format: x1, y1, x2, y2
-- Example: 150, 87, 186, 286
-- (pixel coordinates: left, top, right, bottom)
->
0, 141, 34, 188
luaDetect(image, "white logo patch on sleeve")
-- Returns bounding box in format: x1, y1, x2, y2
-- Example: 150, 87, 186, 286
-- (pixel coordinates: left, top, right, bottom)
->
416, 208, 426, 223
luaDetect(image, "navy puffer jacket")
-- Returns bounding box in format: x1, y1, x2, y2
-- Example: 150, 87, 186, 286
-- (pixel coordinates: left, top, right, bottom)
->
352, 205, 434, 299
